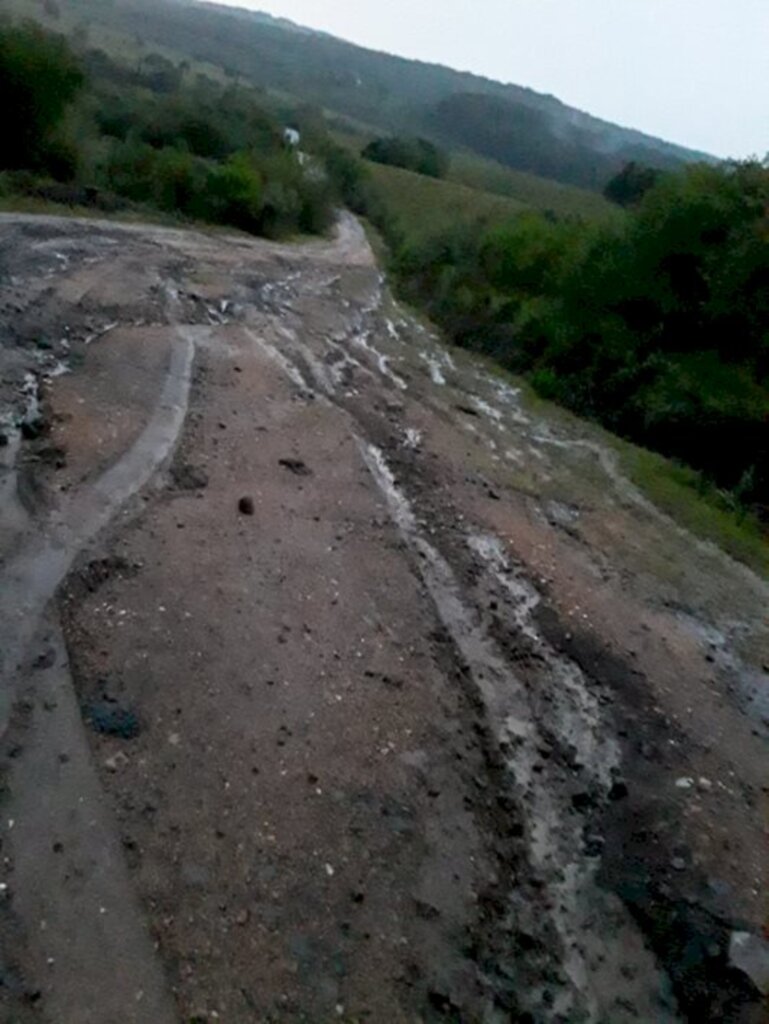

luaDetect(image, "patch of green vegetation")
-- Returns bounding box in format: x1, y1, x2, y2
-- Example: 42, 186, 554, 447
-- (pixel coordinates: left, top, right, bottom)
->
485, 362, 769, 577
0, 21, 342, 239
615, 442, 769, 577
365, 161, 525, 246
448, 151, 619, 221
362, 136, 449, 179
8, 0, 709, 195
0, 188, 188, 229
394, 161, 769, 517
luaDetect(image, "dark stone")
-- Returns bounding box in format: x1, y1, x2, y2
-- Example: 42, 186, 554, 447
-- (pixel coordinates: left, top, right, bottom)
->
238, 496, 255, 515
428, 990, 461, 1015
414, 900, 441, 921
32, 648, 56, 671
37, 443, 67, 468
78, 556, 135, 594
278, 458, 312, 477
171, 463, 209, 491
84, 700, 140, 739
20, 418, 43, 441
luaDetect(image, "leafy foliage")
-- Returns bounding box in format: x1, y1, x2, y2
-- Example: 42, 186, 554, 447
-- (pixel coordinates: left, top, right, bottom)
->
0, 21, 84, 174
362, 137, 448, 179
0, 21, 336, 238
604, 161, 662, 207
364, 162, 525, 248
391, 162, 769, 512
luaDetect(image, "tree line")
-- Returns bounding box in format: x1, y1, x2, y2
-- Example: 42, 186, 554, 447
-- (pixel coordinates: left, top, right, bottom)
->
390, 162, 769, 514
0, 20, 344, 237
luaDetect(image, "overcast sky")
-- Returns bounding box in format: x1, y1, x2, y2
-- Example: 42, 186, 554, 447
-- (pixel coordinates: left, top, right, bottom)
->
201, 0, 768, 159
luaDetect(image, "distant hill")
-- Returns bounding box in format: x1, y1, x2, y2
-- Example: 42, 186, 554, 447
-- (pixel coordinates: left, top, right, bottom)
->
10, 0, 714, 191
427, 92, 697, 192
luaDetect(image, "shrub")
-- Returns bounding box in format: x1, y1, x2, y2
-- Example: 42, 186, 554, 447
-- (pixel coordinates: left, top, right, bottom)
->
362, 137, 449, 179
203, 154, 263, 231
0, 23, 84, 176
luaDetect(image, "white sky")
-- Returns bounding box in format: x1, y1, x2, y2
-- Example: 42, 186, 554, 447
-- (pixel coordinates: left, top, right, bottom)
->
200, 0, 769, 159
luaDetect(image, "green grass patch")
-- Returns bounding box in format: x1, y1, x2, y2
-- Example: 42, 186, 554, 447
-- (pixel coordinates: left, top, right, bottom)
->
447, 151, 619, 222
0, 193, 264, 241
365, 161, 526, 246
0, 190, 182, 226
478, 360, 769, 577
614, 441, 769, 577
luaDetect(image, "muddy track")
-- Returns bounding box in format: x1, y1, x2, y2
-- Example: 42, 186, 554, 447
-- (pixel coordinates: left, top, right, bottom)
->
0, 212, 767, 1023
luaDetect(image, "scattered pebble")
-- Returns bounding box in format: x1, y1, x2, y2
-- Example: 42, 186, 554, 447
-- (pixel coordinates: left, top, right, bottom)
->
104, 752, 129, 773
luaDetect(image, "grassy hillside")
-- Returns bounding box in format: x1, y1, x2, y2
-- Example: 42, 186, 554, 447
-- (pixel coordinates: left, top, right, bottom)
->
447, 153, 618, 221
6, 0, 711, 193
365, 162, 526, 246
330, 124, 616, 223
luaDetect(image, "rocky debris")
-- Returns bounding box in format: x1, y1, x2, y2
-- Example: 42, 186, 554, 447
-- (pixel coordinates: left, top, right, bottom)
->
238, 496, 255, 516
19, 417, 45, 441
104, 751, 130, 773
76, 557, 137, 595
729, 932, 769, 995
33, 442, 67, 469
31, 648, 56, 671
84, 700, 141, 739
455, 404, 480, 418
278, 457, 312, 476
545, 500, 582, 533
171, 463, 209, 491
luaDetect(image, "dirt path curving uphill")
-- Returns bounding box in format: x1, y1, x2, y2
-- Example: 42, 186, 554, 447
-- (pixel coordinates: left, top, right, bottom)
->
0, 212, 767, 1023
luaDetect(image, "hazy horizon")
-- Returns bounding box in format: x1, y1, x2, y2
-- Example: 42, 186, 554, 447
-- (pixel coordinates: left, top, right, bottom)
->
196, 0, 768, 160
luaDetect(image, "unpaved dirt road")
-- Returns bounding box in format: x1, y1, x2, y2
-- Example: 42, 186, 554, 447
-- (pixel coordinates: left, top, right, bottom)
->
0, 212, 768, 1024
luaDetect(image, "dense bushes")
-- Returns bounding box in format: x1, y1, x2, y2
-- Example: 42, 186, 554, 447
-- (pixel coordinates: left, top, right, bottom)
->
362, 136, 448, 179
393, 162, 769, 512
604, 161, 661, 207
0, 22, 84, 175
0, 21, 336, 238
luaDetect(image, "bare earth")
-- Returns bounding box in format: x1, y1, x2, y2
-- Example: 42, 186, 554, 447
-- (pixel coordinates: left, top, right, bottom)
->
0, 212, 767, 1024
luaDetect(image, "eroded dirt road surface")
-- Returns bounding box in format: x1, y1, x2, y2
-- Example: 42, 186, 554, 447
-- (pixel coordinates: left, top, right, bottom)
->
1, 212, 768, 1024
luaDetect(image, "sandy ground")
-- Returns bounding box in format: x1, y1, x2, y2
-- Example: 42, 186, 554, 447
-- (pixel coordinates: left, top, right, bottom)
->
0, 212, 767, 1023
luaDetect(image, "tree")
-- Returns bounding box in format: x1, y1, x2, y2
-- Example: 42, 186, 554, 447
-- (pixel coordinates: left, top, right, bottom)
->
0, 23, 84, 173
604, 161, 662, 206
362, 137, 449, 179
139, 53, 181, 94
